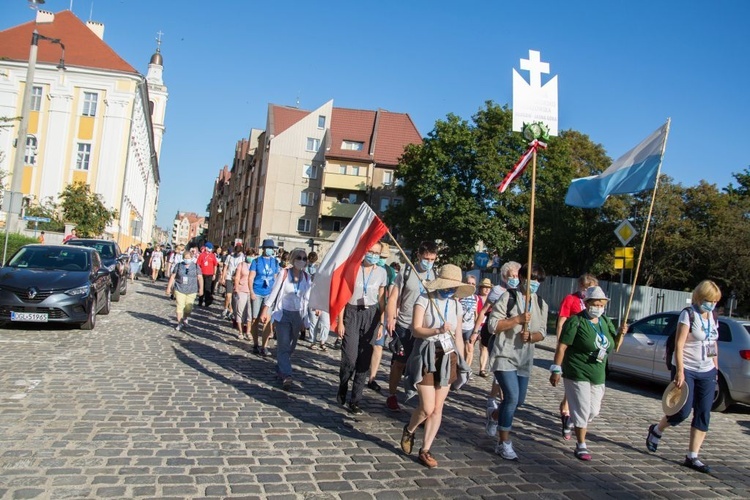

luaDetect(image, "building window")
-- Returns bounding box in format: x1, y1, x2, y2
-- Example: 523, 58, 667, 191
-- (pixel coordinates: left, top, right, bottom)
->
351, 166, 361, 176
380, 197, 390, 212
347, 193, 358, 204
338, 165, 347, 175
300, 192, 315, 207
342, 140, 364, 151
383, 170, 393, 185
30, 86, 43, 112
306, 137, 321, 152
333, 220, 342, 232
24, 136, 38, 165
303, 164, 318, 179
317, 115, 326, 129
297, 218, 311, 233
76, 143, 92, 170
82, 91, 98, 117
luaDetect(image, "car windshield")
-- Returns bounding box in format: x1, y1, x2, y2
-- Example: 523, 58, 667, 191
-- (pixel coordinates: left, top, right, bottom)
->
8, 247, 89, 271
67, 241, 114, 258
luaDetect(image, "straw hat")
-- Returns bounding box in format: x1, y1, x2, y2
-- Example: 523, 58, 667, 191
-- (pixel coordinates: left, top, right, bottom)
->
424, 264, 475, 299
478, 278, 493, 288
379, 242, 391, 258
662, 381, 689, 416
584, 285, 609, 301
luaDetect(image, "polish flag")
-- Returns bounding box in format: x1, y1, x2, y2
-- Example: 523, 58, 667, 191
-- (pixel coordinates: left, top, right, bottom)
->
309, 203, 388, 328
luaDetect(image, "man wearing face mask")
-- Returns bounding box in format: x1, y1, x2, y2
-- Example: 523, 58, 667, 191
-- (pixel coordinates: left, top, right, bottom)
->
385, 240, 439, 411
336, 242, 388, 414
249, 239, 281, 356
221, 244, 246, 321
487, 263, 549, 461
555, 273, 599, 440
166, 250, 204, 331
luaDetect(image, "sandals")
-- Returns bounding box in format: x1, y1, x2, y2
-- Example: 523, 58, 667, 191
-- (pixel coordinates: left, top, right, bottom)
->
561, 413, 573, 440
574, 445, 592, 461
319, 343, 328, 351
646, 424, 661, 452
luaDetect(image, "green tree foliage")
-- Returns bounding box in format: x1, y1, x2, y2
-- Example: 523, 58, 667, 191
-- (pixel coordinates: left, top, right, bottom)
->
25, 196, 65, 232
58, 182, 118, 238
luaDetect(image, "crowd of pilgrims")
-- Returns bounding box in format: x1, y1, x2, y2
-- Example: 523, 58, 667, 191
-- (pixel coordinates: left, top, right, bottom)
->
122, 238, 721, 473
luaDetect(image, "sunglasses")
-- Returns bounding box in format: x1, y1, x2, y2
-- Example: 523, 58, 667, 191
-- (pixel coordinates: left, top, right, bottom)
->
295, 256, 308, 261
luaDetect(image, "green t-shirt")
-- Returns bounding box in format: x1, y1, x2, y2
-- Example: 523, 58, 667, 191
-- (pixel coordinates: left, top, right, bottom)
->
559, 312, 616, 385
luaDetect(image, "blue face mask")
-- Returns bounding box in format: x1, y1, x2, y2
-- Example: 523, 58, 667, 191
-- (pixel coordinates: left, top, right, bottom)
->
507, 277, 520, 289
365, 253, 380, 265
307, 264, 317, 275
420, 259, 434, 271
378, 258, 386, 266
265, 248, 275, 257
245, 256, 253, 263
437, 288, 455, 299
524, 280, 540, 294
700, 301, 716, 313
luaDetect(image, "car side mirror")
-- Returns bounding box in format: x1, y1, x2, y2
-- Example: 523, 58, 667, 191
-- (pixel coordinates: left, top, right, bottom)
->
97, 268, 110, 277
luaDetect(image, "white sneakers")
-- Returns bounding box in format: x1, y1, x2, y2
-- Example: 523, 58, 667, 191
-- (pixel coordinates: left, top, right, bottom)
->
485, 399, 498, 437
495, 440, 518, 461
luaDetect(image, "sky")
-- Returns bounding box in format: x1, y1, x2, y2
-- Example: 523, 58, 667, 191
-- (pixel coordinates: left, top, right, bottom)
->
2, 0, 749, 230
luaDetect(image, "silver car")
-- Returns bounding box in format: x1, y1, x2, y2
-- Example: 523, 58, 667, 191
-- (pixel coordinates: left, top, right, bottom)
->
608, 311, 750, 411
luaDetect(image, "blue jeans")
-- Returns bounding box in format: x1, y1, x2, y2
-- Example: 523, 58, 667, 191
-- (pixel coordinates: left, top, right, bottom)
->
668, 367, 716, 432
275, 310, 304, 379
494, 370, 529, 432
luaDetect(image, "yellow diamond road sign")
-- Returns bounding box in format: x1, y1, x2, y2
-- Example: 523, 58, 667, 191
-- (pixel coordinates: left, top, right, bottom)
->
615, 220, 637, 246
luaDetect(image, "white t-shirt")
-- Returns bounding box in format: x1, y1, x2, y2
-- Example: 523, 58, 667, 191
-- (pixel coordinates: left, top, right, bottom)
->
414, 294, 460, 343
348, 264, 388, 307
676, 306, 719, 373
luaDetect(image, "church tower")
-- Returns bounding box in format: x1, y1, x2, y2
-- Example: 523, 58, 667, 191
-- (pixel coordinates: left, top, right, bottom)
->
146, 32, 168, 161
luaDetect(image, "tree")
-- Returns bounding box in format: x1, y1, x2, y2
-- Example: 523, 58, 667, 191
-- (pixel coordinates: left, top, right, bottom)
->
25, 196, 65, 232
58, 182, 118, 237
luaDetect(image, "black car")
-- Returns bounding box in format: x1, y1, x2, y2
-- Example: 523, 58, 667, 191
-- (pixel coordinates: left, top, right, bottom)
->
64, 238, 128, 301
0, 245, 111, 330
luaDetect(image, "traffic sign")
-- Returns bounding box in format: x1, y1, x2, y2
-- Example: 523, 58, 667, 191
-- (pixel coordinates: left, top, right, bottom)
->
614, 219, 637, 246
22, 216, 51, 223
614, 247, 634, 270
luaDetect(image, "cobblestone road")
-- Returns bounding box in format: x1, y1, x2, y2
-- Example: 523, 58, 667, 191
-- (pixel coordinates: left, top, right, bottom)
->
1, 280, 749, 499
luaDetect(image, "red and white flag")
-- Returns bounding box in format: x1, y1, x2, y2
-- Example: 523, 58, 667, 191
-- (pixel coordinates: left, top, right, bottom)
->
496, 139, 547, 193
308, 203, 388, 328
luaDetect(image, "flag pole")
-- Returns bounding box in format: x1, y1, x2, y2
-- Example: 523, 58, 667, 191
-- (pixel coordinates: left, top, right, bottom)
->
616, 118, 671, 350
523, 147, 538, 337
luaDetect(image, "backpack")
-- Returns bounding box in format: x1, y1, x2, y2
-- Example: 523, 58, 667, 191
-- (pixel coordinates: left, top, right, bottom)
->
480, 289, 519, 337
665, 306, 718, 370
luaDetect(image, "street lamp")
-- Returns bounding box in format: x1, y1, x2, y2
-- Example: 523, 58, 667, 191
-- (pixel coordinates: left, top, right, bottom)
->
10, 24, 65, 230
216, 203, 226, 248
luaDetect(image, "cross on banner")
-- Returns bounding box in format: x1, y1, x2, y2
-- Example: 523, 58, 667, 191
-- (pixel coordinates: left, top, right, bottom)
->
520, 50, 550, 89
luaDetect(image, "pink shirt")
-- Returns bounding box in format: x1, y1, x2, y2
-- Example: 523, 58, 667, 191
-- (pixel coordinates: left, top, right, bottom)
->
235, 263, 251, 293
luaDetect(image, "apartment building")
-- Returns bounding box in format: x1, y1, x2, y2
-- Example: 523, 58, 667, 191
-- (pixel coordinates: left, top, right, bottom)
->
0, 10, 166, 246
171, 211, 205, 247
208, 100, 421, 255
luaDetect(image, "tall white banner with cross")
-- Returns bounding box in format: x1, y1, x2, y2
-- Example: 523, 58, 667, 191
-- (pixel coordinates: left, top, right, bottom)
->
512, 50, 558, 136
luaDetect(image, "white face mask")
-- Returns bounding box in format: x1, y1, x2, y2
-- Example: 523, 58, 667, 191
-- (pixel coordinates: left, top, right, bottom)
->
293, 260, 306, 270
587, 306, 604, 319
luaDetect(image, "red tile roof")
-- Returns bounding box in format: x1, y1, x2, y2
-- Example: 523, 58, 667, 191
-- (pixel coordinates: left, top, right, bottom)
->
0, 10, 137, 74
268, 104, 422, 166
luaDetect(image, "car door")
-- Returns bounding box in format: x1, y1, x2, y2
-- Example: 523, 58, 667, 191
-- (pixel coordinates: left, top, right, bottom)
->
613, 314, 674, 378
91, 252, 107, 307
651, 314, 678, 382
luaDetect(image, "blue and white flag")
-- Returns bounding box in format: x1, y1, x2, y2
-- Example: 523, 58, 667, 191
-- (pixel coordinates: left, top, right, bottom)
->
565, 122, 669, 208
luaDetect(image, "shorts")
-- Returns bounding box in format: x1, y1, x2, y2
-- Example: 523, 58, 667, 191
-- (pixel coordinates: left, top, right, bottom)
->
392, 323, 415, 364
251, 294, 269, 318
462, 329, 474, 342
418, 348, 458, 388
175, 291, 197, 316
480, 325, 494, 348
371, 324, 387, 347
225, 279, 234, 294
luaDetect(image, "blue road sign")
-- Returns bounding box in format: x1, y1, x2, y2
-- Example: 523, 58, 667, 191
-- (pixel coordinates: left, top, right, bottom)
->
22, 216, 51, 223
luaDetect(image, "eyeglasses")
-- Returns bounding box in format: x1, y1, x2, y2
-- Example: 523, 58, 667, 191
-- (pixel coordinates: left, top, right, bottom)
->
295, 256, 308, 261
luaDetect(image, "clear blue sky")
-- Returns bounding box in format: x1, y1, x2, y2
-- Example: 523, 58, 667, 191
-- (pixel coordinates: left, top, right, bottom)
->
4, 1, 749, 230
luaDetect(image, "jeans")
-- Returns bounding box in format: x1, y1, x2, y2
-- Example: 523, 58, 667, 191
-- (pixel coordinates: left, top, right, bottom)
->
309, 310, 330, 344
494, 370, 529, 432
275, 309, 304, 379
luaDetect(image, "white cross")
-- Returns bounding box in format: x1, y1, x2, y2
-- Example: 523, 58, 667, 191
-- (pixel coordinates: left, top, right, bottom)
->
520, 50, 549, 89
156, 30, 164, 49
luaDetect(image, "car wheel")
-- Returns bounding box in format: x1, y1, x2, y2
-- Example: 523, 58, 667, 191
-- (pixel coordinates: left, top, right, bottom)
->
100, 288, 111, 315
112, 280, 121, 302
81, 300, 97, 330
121, 276, 127, 296
712, 372, 732, 412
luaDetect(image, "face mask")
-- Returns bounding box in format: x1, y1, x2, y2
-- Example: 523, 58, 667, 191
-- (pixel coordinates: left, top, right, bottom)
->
378, 258, 386, 266
420, 259, 434, 271
507, 277, 520, 289
293, 260, 306, 270
587, 306, 604, 319
245, 256, 253, 263
437, 288, 455, 299
265, 248, 275, 257
524, 280, 540, 294
308, 264, 317, 275
700, 301, 716, 313
365, 254, 380, 265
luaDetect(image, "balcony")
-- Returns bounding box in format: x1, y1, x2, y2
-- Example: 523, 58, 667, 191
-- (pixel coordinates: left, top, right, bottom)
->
320, 200, 360, 219
324, 173, 367, 191
317, 229, 340, 240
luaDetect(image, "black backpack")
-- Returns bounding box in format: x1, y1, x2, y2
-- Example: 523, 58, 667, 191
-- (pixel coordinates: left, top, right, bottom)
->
665, 306, 717, 370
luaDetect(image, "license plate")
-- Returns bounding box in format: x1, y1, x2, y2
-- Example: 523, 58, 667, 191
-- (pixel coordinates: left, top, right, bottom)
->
11, 311, 49, 322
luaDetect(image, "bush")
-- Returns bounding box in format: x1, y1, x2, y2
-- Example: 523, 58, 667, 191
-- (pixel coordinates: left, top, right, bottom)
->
1, 233, 41, 265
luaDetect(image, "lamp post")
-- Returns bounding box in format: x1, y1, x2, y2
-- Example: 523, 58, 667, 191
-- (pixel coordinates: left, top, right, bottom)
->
216, 204, 226, 248
10, 20, 65, 231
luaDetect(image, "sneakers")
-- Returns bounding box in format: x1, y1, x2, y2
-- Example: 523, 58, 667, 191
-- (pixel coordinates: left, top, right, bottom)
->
485, 399, 499, 437
336, 385, 347, 406
348, 403, 364, 415
574, 444, 592, 461
333, 339, 342, 350
386, 395, 400, 411
175, 322, 182, 331
495, 440, 518, 461
646, 423, 662, 452
183, 318, 189, 326
682, 455, 711, 474
252, 345, 261, 355
282, 377, 293, 391
367, 380, 382, 393
418, 448, 438, 468
561, 413, 573, 440
400, 425, 415, 454
259, 347, 269, 358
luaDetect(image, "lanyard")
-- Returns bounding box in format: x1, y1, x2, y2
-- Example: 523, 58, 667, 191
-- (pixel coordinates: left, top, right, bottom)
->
588, 319, 608, 346
291, 272, 300, 296
361, 266, 373, 295
418, 269, 434, 294
518, 293, 533, 313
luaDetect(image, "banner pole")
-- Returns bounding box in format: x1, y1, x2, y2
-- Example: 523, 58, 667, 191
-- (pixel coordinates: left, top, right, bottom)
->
523, 147, 538, 337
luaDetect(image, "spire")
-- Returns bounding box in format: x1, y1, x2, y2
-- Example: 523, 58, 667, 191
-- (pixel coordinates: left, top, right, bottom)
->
149, 30, 163, 66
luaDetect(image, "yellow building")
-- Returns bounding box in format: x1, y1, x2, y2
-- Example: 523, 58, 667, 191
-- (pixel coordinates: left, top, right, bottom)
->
0, 10, 166, 247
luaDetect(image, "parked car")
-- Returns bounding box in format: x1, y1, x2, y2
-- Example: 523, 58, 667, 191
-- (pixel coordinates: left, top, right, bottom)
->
0, 244, 111, 330
608, 311, 750, 411
64, 238, 128, 301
